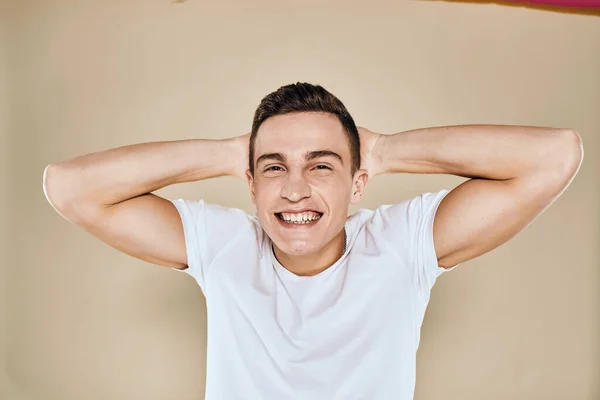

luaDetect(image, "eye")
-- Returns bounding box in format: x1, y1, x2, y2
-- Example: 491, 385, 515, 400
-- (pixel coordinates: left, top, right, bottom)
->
315, 165, 331, 170
265, 166, 282, 172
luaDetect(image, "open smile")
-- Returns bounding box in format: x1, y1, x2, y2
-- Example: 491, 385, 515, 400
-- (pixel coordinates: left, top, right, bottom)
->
274, 212, 323, 228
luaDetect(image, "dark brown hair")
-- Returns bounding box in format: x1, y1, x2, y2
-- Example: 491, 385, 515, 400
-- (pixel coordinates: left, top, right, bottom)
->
249, 82, 360, 177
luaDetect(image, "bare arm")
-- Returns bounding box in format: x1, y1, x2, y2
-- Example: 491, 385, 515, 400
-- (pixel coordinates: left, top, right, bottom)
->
362, 125, 583, 269
43, 134, 250, 269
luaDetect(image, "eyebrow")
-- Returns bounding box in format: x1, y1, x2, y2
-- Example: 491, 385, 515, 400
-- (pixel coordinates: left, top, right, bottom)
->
256, 150, 344, 167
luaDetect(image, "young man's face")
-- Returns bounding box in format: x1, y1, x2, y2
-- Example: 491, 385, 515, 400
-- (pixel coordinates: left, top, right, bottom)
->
246, 111, 367, 256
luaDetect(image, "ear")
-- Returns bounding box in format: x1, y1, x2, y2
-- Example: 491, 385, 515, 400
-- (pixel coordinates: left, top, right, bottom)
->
245, 169, 256, 205
350, 169, 369, 205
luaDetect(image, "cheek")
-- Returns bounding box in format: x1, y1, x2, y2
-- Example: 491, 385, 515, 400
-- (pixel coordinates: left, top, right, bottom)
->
314, 182, 351, 207
253, 181, 279, 209
254, 177, 350, 207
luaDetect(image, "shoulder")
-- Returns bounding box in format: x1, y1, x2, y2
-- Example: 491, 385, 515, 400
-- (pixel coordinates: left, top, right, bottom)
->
170, 198, 252, 224
369, 189, 450, 226
351, 189, 450, 252
170, 198, 258, 246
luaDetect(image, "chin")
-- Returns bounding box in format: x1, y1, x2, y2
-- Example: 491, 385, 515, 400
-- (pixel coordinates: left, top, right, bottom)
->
274, 239, 318, 255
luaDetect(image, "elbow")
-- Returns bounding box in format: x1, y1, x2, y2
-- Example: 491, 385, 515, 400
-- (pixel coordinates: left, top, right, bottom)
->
523, 129, 583, 198
540, 129, 584, 188
43, 164, 57, 207
43, 163, 76, 214
558, 129, 584, 176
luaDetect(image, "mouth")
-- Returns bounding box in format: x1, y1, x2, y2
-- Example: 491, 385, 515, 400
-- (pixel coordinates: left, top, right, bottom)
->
274, 212, 323, 227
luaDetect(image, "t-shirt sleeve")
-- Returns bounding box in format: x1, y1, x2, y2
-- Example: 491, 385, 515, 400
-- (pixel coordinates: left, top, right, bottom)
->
373, 189, 459, 290
168, 198, 250, 293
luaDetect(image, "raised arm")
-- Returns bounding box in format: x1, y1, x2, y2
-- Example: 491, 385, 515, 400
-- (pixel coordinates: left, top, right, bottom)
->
360, 125, 583, 269
43, 134, 250, 270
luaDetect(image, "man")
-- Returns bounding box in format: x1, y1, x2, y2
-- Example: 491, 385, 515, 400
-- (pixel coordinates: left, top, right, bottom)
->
43, 82, 583, 399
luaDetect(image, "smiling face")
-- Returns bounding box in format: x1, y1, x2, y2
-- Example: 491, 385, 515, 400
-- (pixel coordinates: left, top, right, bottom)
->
246, 111, 368, 257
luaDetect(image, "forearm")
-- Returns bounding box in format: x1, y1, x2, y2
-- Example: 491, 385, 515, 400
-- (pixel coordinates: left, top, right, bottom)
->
376, 125, 582, 180
44, 137, 246, 208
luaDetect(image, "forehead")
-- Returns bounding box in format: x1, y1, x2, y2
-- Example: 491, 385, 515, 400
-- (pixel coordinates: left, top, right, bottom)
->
255, 112, 348, 157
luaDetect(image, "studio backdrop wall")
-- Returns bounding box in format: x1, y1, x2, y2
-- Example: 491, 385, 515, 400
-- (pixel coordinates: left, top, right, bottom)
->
3, 1, 599, 399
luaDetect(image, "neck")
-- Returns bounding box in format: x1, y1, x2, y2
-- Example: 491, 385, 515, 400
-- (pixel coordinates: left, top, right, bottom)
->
273, 228, 346, 277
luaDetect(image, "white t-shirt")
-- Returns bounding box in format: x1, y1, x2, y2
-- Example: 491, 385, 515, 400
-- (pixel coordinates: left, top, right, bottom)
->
170, 189, 458, 400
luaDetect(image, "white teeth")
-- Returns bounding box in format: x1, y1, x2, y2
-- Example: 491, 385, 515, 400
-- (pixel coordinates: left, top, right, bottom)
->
279, 212, 322, 224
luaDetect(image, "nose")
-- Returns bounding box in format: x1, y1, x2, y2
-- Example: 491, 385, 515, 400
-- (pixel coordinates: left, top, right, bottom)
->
280, 172, 311, 202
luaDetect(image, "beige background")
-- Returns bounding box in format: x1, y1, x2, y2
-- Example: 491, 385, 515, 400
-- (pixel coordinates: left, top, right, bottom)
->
2, 1, 599, 399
